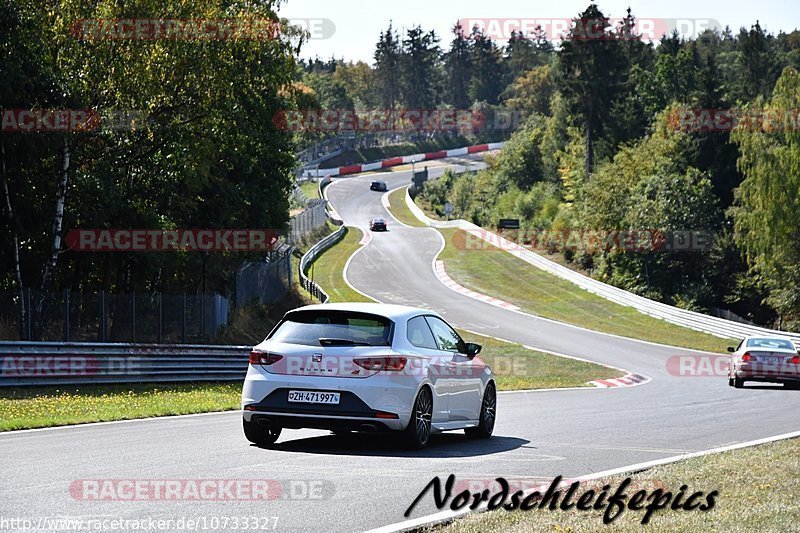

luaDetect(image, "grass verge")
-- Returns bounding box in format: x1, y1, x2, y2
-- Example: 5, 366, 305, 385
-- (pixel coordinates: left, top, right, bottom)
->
299, 179, 320, 199
436, 228, 732, 353
460, 331, 623, 391
305, 226, 373, 303
306, 229, 622, 390
434, 436, 800, 532
0, 382, 241, 432
1, 235, 623, 431
0, 332, 620, 431
387, 186, 428, 227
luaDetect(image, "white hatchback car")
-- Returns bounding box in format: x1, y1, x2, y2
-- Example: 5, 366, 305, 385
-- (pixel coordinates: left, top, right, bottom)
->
242, 303, 497, 448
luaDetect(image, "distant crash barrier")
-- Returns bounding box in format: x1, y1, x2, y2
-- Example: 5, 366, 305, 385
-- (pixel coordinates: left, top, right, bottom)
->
0, 341, 250, 386
404, 189, 800, 346
299, 226, 347, 303
301, 142, 506, 179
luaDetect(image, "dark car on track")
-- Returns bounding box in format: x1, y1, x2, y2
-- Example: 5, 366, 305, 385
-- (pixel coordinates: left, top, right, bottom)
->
370, 180, 387, 192
369, 217, 387, 231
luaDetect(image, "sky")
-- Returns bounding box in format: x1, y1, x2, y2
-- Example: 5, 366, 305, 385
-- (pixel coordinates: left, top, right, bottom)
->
278, 0, 800, 64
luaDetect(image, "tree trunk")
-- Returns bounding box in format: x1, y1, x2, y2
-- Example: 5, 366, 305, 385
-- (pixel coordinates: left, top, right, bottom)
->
585, 100, 593, 180
1, 138, 26, 338
33, 136, 71, 338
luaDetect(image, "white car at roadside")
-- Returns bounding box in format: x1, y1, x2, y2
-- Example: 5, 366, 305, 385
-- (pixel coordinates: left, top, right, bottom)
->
242, 303, 496, 449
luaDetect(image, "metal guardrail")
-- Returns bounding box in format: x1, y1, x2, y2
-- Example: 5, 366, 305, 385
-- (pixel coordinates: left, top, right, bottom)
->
404, 189, 800, 346
0, 341, 250, 387
299, 226, 347, 303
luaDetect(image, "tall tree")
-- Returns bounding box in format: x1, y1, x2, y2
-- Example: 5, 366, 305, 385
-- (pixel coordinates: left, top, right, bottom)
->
373, 22, 402, 110
400, 25, 441, 110
504, 31, 538, 82
738, 21, 780, 102
556, 4, 625, 178
731, 67, 800, 328
444, 22, 472, 109
468, 27, 504, 104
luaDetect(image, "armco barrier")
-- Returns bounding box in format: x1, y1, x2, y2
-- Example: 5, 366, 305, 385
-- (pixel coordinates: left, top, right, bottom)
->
302, 142, 505, 178
299, 226, 347, 302
0, 341, 250, 387
404, 189, 800, 346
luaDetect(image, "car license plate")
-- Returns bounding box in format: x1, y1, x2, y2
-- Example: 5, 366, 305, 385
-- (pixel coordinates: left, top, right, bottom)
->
767, 357, 781, 364
288, 390, 340, 405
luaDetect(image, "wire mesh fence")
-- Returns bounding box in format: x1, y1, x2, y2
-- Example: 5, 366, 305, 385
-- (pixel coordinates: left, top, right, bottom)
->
0, 290, 230, 343
288, 199, 328, 244
0, 245, 294, 343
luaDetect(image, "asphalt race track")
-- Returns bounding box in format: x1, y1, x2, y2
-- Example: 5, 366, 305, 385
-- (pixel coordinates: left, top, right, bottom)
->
3, 157, 800, 532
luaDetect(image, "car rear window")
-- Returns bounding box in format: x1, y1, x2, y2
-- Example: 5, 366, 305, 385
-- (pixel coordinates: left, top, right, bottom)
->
269, 310, 393, 347
746, 338, 796, 350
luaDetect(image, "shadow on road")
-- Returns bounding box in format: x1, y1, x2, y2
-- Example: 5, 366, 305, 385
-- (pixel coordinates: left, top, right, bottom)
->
259, 432, 528, 458
736, 384, 800, 391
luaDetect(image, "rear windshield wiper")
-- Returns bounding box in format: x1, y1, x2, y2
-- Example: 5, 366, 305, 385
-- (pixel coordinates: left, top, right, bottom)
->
318, 338, 371, 346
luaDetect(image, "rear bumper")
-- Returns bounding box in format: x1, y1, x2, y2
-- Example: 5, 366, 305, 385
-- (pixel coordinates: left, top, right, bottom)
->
734, 363, 800, 383
244, 412, 397, 432
241, 368, 417, 431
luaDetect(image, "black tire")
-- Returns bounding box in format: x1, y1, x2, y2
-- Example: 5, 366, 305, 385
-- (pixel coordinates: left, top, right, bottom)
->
733, 377, 744, 389
728, 377, 734, 387
243, 418, 281, 447
466, 382, 496, 439
403, 387, 433, 449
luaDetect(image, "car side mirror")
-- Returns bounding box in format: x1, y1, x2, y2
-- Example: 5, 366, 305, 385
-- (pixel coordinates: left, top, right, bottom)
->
465, 342, 482, 359
727, 347, 735, 353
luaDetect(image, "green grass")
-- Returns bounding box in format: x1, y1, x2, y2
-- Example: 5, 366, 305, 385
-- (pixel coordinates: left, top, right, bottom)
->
305, 226, 373, 303
435, 437, 800, 532
306, 228, 621, 390
299, 179, 320, 199
437, 228, 733, 353
0, 333, 619, 431
460, 331, 623, 391
387, 186, 428, 227
0, 382, 241, 432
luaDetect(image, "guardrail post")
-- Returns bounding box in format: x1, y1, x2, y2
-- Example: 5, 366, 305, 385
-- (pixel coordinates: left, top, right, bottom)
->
181, 293, 187, 344
158, 293, 163, 344
131, 293, 136, 343
200, 293, 206, 340
24, 287, 31, 341
63, 289, 69, 342
99, 290, 106, 342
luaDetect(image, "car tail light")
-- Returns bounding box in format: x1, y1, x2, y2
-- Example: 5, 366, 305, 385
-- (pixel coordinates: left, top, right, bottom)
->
353, 356, 407, 371
249, 351, 283, 365
742, 352, 754, 362
790, 355, 800, 365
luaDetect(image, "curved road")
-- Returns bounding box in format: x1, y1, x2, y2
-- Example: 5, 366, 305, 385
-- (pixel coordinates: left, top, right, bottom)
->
2, 158, 799, 532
